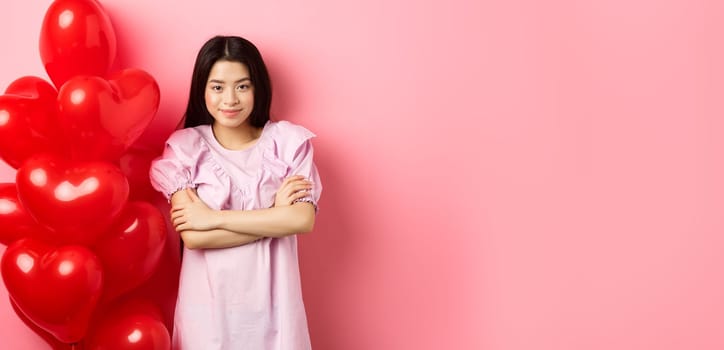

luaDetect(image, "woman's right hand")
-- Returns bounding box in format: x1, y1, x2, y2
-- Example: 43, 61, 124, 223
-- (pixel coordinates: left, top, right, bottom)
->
274, 175, 313, 207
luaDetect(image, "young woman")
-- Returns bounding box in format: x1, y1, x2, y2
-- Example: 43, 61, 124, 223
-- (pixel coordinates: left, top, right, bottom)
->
150, 35, 321, 349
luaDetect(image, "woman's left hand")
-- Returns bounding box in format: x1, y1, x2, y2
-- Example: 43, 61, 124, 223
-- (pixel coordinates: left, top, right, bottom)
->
171, 188, 219, 231
274, 175, 313, 207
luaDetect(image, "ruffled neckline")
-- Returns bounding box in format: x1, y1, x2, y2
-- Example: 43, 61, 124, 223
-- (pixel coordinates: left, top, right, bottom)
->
201, 121, 273, 154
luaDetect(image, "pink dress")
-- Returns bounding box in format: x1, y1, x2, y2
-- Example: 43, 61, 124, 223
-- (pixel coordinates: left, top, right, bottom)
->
149, 120, 321, 350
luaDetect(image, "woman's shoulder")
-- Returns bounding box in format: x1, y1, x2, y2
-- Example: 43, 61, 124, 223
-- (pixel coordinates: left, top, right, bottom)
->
266, 120, 316, 143
166, 125, 209, 146
163, 126, 213, 163
264, 120, 317, 164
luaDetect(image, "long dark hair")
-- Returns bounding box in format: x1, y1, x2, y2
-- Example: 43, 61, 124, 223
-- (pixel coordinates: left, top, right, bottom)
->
183, 35, 272, 128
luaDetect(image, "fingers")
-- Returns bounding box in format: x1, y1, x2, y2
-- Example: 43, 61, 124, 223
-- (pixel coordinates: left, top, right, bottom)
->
280, 181, 312, 202
288, 182, 312, 193
274, 176, 313, 207
170, 205, 187, 230
289, 190, 310, 202
281, 175, 311, 189
186, 188, 199, 202
285, 184, 312, 202
281, 178, 312, 192
281, 189, 312, 206
279, 175, 300, 190
277, 177, 311, 194
170, 208, 183, 220
172, 216, 185, 230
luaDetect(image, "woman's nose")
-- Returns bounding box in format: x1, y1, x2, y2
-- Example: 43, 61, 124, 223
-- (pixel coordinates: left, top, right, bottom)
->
224, 90, 239, 105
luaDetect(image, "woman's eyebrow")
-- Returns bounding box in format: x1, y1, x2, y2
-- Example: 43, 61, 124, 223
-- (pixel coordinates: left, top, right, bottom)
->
208, 77, 251, 84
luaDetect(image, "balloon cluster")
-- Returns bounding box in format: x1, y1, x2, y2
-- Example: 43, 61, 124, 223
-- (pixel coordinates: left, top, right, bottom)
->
0, 0, 172, 348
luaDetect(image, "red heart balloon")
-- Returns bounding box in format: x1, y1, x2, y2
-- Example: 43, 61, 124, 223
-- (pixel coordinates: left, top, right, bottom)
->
85, 308, 170, 350
94, 298, 165, 324
40, 0, 117, 88
119, 145, 163, 201
10, 299, 80, 350
6, 76, 60, 136
2, 238, 103, 344
94, 202, 167, 302
0, 77, 63, 168
119, 219, 180, 333
0, 183, 54, 246
85, 299, 167, 349
15, 155, 129, 245
57, 69, 161, 162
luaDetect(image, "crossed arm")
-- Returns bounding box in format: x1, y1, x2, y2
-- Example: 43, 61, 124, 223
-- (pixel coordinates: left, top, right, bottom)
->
171, 176, 316, 249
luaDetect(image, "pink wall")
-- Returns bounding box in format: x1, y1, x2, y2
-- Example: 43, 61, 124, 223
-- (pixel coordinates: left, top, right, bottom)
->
1, 0, 724, 349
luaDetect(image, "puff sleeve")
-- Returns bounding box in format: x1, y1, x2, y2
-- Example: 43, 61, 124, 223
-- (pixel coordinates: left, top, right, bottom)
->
149, 129, 199, 200
275, 121, 323, 211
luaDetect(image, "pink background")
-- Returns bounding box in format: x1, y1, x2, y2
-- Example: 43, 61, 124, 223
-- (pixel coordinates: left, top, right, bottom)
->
1, 0, 724, 349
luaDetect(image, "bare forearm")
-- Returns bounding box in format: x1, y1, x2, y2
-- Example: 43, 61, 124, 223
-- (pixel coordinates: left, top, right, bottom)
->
214, 203, 315, 238
171, 189, 316, 240
180, 229, 262, 249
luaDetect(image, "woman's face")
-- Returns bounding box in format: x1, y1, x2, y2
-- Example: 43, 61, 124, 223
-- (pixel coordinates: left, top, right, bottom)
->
205, 60, 255, 129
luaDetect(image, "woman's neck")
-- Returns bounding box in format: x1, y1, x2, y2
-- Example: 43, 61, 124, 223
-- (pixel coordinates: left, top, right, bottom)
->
212, 122, 262, 151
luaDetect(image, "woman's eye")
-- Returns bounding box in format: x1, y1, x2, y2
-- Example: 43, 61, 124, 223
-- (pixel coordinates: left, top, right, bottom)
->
237, 84, 250, 91
211, 85, 222, 92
